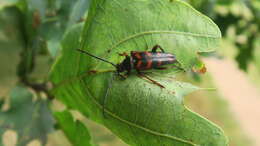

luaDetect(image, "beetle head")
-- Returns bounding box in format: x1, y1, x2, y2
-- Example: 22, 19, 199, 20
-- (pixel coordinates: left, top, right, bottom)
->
116, 56, 131, 73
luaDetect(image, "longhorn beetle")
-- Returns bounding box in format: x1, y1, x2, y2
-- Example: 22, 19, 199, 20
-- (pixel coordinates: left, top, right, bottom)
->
77, 45, 182, 115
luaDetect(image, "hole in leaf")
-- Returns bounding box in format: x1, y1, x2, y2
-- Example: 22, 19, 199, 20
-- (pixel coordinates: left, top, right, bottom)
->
26, 139, 42, 146
2, 129, 17, 146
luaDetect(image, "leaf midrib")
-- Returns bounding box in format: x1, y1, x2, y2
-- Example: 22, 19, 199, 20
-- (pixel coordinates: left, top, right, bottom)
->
107, 30, 221, 52
52, 72, 198, 145
82, 79, 198, 146
51, 70, 198, 145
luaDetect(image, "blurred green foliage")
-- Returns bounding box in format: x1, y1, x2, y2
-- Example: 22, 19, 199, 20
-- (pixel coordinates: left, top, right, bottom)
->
0, 0, 90, 145
0, 86, 54, 146
186, 0, 260, 71
55, 110, 92, 146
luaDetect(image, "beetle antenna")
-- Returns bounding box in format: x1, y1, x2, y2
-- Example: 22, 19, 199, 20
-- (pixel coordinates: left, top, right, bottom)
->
76, 49, 117, 67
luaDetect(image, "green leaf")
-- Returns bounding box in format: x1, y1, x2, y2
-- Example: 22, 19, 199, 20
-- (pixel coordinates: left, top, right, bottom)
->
80, 0, 221, 71
67, 0, 90, 27
40, 0, 88, 57
14, 0, 89, 57
39, 0, 90, 57
54, 110, 92, 146
185, 0, 217, 18
0, 0, 19, 10
253, 36, 260, 71
50, 0, 227, 146
0, 86, 54, 146
216, 0, 234, 5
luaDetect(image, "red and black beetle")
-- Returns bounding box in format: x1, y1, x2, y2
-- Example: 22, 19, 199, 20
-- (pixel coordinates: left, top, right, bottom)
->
77, 45, 181, 116
77, 45, 180, 81
116, 45, 178, 74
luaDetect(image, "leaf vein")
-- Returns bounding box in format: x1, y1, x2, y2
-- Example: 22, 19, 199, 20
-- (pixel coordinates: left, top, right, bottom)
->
84, 83, 198, 146
107, 30, 220, 52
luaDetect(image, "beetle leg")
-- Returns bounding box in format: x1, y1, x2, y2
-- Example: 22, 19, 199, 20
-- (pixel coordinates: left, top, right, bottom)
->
155, 66, 185, 73
151, 45, 165, 53
138, 72, 165, 88
155, 67, 167, 70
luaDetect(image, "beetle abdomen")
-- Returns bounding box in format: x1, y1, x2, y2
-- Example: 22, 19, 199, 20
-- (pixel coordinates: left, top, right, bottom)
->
131, 51, 177, 70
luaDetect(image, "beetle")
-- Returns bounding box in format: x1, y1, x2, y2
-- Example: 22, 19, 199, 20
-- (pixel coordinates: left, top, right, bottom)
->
77, 45, 181, 116
77, 45, 180, 85
116, 45, 177, 74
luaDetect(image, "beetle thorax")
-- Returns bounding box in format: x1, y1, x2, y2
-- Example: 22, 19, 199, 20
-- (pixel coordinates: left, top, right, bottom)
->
116, 56, 132, 73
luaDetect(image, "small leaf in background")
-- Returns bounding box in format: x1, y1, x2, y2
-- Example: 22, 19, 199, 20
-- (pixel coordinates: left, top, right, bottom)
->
253, 37, 260, 71
10, 0, 89, 58
0, 0, 19, 10
0, 86, 54, 146
54, 110, 93, 146
37, 0, 90, 57
50, 0, 228, 145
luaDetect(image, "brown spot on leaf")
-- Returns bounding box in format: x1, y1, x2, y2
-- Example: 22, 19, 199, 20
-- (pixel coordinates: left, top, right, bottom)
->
88, 70, 98, 74
195, 66, 207, 74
